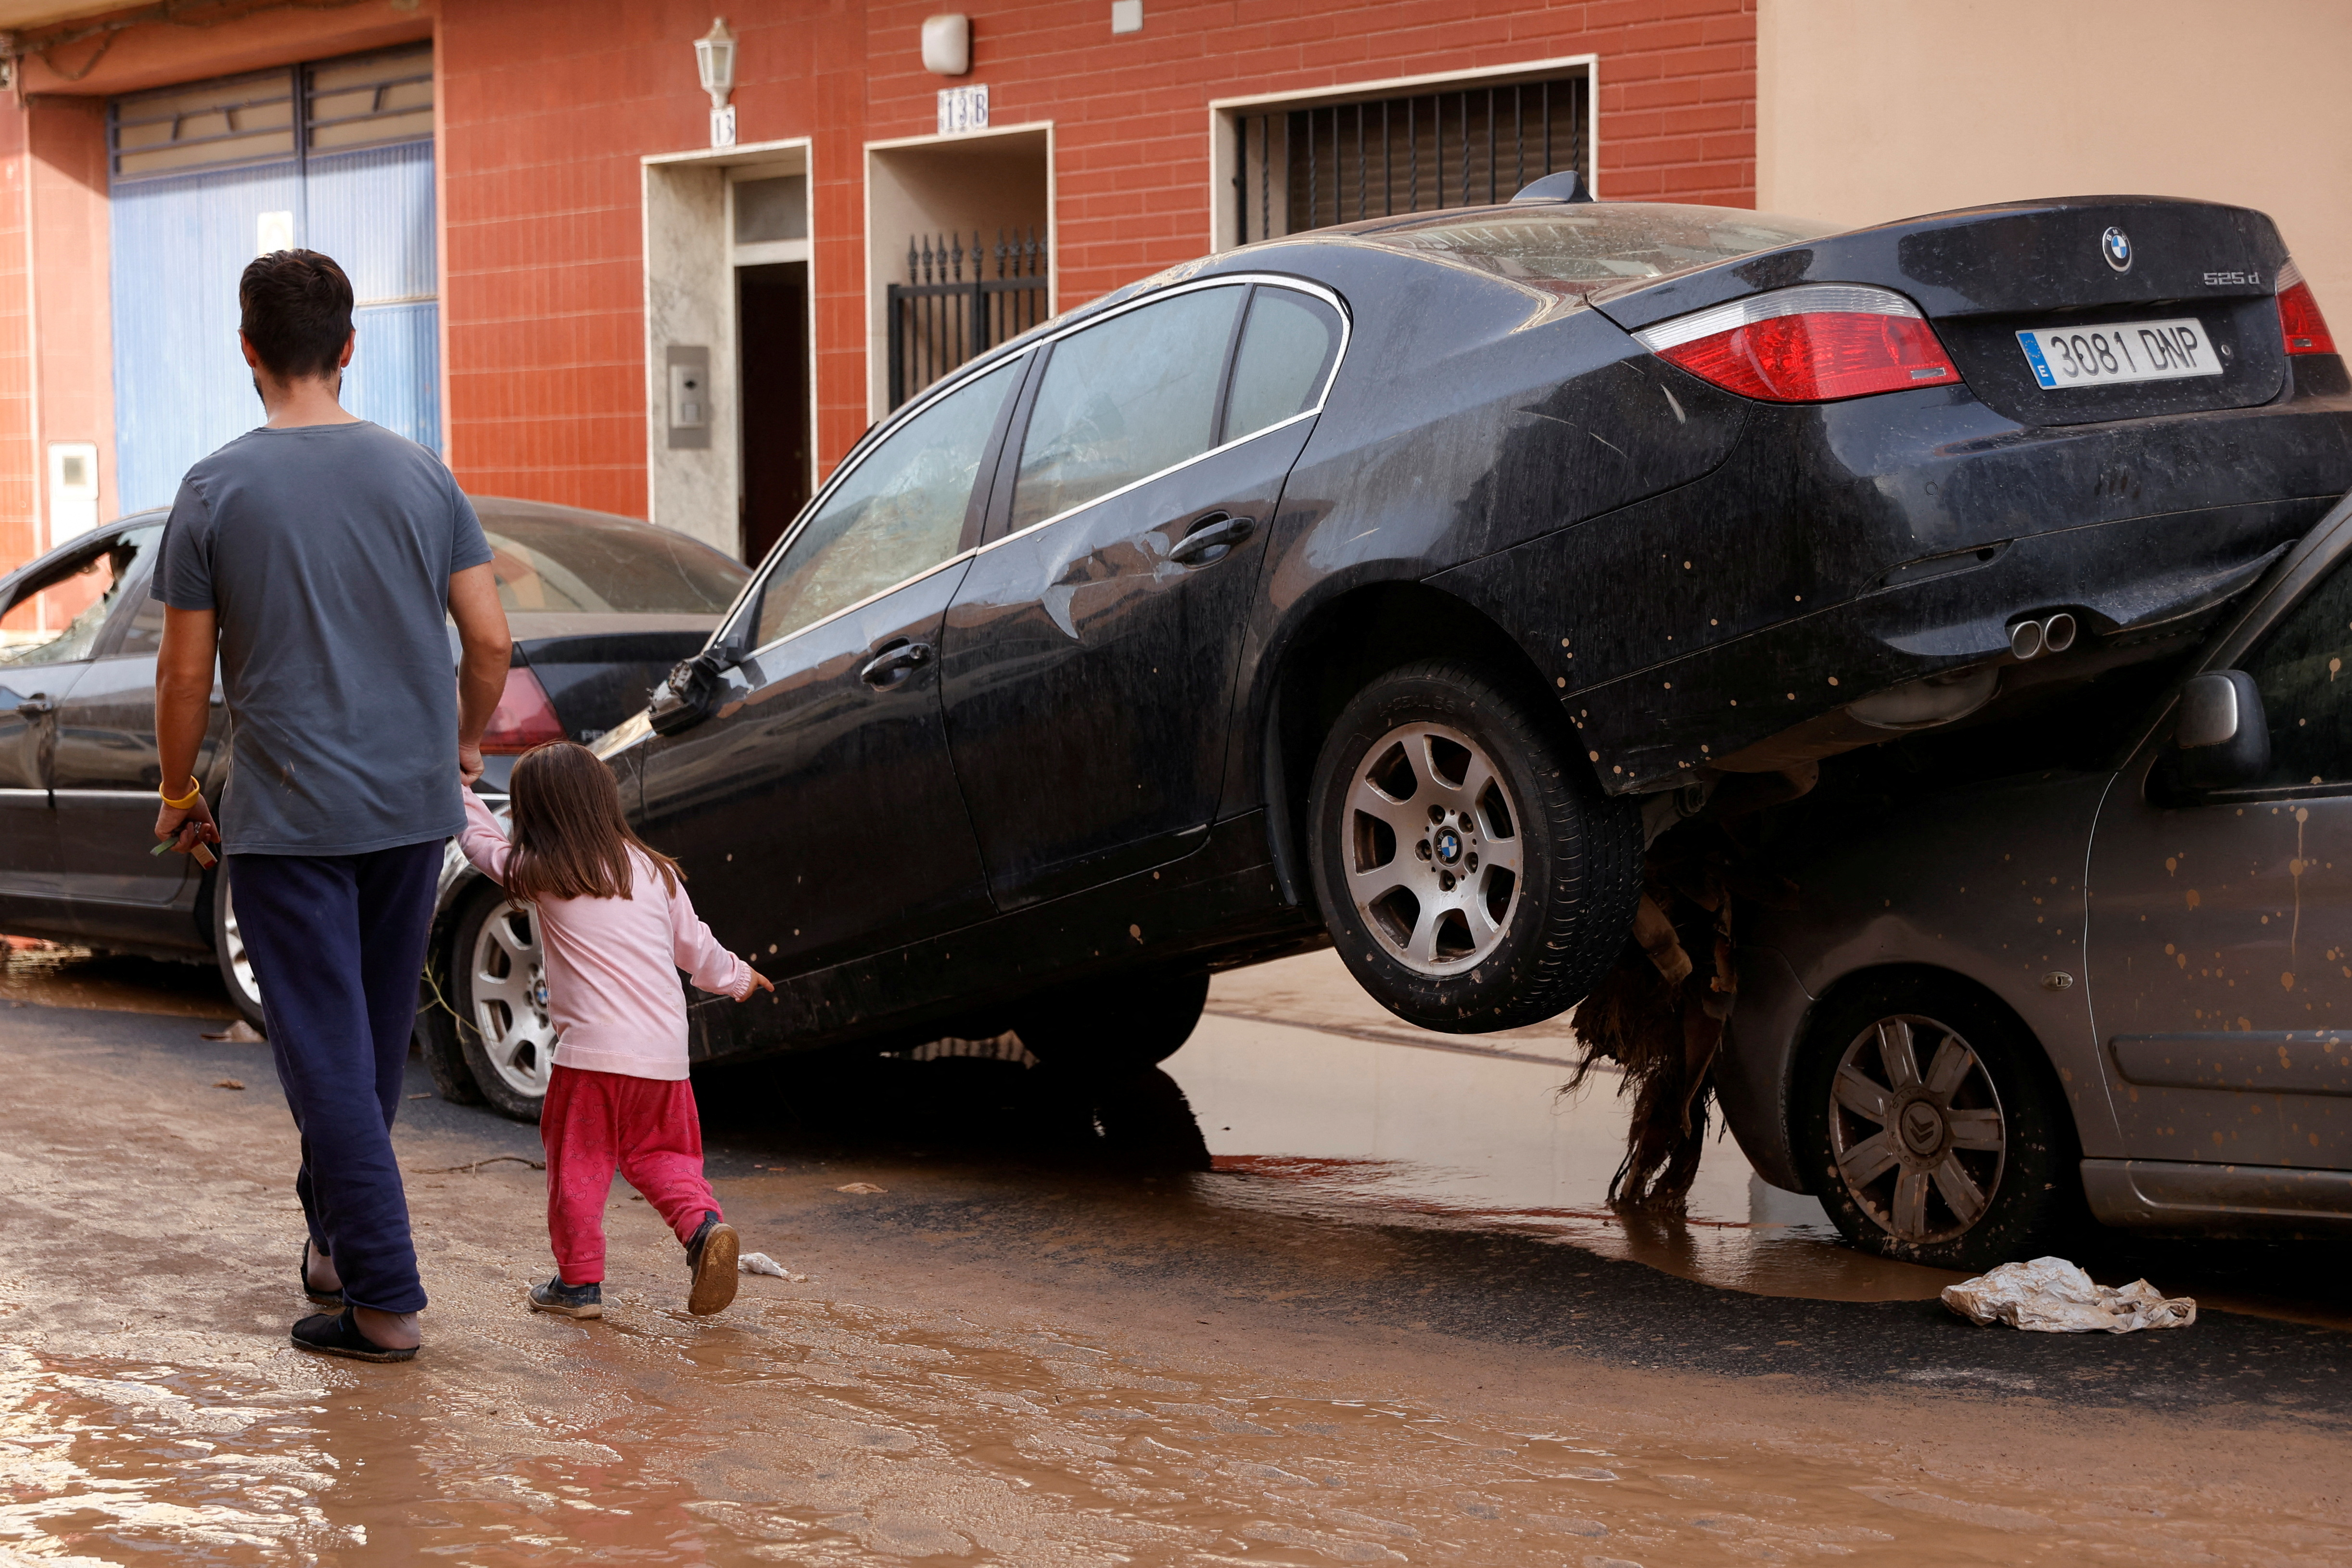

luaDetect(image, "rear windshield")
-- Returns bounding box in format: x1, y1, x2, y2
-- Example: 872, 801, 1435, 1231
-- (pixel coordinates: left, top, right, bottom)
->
475, 506, 750, 615
1353, 203, 1843, 297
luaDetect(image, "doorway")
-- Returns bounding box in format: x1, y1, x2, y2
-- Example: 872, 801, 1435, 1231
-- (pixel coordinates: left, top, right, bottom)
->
865, 123, 1053, 420
736, 261, 810, 566
640, 138, 812, 561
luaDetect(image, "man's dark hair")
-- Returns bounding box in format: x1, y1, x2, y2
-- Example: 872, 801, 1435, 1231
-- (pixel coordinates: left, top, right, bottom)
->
239, 249, 355, 381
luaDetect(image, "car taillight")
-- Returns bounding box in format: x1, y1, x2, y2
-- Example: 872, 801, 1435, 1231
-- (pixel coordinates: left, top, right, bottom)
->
2276, 259, 2335, 356
481, 664, 566, 753
1632, 284, 1959, 402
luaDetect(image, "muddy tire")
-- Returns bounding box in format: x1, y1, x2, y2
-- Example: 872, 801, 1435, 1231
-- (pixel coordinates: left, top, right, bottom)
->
1011, 970, 1210, 1073
449, 881, 553, 1123
1793, 972, 2082, 1272
208, 869, 267, 1033
1305, 658, 1640, 1033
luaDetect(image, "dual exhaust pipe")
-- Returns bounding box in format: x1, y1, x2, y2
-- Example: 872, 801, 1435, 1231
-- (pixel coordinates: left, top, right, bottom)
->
2009, 611, 2077, 661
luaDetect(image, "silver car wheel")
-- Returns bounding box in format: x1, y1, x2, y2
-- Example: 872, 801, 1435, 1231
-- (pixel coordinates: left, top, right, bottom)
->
1829, 1013, 2008, 1245
1342, 720, 1524, 976
469, 900, 557, 1098
220, 887, 262, 1012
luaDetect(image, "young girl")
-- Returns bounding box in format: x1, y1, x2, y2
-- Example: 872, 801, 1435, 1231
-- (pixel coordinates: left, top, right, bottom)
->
457, 740, 774, 1320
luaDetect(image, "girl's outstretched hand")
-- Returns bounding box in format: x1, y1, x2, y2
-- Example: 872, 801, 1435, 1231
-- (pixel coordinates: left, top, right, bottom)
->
738, 960, 776, 1001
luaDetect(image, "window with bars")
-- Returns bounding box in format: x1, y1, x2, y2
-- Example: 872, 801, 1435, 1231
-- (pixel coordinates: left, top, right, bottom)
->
109, 44, 432, 182
1232, 72, 1589, 246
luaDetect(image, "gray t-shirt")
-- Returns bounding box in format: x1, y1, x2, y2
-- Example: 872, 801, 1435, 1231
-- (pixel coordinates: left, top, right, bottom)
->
155, 421, 492, 856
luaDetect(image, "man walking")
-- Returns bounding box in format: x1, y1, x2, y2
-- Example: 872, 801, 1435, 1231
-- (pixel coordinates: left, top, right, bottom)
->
151, 250, 511, 1362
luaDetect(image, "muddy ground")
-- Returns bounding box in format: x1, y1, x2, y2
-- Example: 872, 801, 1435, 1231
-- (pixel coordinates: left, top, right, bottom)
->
2, 944, 2349, 1565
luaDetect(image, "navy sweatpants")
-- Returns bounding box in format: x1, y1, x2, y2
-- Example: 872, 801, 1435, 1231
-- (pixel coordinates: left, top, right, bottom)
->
230, 841, 442, 1315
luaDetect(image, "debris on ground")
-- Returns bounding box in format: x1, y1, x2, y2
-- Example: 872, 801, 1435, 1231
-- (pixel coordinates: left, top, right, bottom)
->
213, 1079, 245, 1091
836, 1182, 886, 1194
1942, 1257, 2196, 1333
200, 1020, 263, 1043
411, 1154, 547, 1175
739, 1251, 808, 1281
1566, 771, 1807, 1211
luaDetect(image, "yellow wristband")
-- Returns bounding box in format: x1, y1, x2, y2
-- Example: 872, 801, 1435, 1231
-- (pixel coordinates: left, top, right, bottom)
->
159, 777, 202, 811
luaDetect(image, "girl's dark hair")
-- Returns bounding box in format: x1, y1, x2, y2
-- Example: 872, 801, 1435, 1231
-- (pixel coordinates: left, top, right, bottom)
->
238, 249, 354, 381
500, 741, 683, 903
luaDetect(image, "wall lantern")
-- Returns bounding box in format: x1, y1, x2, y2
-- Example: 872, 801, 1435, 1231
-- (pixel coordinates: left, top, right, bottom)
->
696, 17, 737, 109
921, 13, 971, 76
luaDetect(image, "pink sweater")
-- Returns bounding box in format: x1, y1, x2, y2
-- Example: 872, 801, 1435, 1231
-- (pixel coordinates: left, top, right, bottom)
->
458, 790, 754, 1081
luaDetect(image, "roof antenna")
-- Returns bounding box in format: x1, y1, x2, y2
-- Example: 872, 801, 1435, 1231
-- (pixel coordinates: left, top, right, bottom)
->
1511, 170, 1592, 204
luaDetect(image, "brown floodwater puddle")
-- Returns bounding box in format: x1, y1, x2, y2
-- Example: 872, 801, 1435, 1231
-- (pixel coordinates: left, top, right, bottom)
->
4, 1295, 2301, 1566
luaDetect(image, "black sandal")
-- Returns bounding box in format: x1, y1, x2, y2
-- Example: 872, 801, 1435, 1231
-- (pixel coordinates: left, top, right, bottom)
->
300, 1240, 343, 1308
290, 1308, 417, 1363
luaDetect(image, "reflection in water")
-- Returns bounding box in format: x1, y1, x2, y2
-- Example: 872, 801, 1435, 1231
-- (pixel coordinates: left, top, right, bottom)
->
0, 1298, 2200, 1565
1172, 958, 1965, 1304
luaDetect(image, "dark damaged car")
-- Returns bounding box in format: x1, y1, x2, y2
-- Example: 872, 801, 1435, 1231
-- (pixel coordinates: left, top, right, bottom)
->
531, 185, 2352, 1107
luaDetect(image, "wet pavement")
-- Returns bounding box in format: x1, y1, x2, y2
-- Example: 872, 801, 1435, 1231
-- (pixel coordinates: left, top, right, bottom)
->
3, 941, 2351, 1564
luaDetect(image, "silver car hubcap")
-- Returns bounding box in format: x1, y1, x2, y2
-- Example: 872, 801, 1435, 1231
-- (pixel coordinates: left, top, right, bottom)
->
1343, 721, 1523, 975
1830, 1014, 2007, 1244
470, 902, 556, 1098
220, 888, 260, 1007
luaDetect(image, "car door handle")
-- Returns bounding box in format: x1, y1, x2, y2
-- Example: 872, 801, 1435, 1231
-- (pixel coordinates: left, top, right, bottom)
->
859, 640, 934, 688
14, 694, 54, 718
1169, 513, 1255, 565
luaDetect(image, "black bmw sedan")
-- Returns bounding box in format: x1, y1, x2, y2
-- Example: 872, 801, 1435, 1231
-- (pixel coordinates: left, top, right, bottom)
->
521, 186, 2352, 1116
0, 499, 748, 1029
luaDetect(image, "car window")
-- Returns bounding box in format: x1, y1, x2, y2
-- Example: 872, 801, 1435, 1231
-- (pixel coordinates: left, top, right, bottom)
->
0, 527, 162, 669
2241, 556, 2352, 789
1352, 204, 1841, 298
1223, 288, 1342, 443
475, 508, 750, 615
753, 357, 1020, 650
111, 557, 170, 657
1010, 286, 1244, 532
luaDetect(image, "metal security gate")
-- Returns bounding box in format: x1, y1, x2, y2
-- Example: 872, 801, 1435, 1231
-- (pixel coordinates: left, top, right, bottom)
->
109, 45, 439, 511
885, 229, 1048, 410
1233, 73, 1589, 245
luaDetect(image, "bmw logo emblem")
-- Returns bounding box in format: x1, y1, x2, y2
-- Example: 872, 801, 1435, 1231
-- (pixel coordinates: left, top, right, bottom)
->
2101, 226, 2133, 273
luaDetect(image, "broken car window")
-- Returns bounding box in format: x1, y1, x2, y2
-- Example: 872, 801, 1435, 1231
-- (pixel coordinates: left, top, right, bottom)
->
754, 357, 1020, 650
1011, 286, 1244, 532
1223, 288, 1342, 444
1352, 203, 1841, 298
2241, 557, 2352, 789
0, 527, 162, 668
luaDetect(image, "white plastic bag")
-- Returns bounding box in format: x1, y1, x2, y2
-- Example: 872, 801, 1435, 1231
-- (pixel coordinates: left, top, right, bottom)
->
739, 1251, 808, 1282
1941, 1257, 2194, 1333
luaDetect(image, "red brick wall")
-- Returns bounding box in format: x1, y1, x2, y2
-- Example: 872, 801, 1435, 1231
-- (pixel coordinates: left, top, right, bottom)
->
0, 110, 34, 570
440, 0, 1756, 519
28, 99, 115, 535
0, 0, 1755, 554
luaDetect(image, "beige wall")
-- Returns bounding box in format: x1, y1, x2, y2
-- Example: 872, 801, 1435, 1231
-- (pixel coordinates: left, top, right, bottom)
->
1759, 0, 2352, 314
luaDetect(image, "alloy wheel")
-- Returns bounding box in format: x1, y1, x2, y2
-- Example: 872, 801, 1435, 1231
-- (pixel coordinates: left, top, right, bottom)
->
1828, 1013, 2008, 1244
1342, 720, 1524, 975
469, 900, 557, 1098
219, 888, 261, 1012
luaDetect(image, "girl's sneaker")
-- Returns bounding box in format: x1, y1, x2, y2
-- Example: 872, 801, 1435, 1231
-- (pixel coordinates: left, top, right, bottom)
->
685, 1213, 739, 1316
529, 1276, 603, 1318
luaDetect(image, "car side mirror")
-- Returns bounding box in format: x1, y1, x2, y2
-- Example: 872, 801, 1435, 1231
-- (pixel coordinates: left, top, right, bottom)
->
2175, 670, 2271, 790
647, 637, 742, 738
